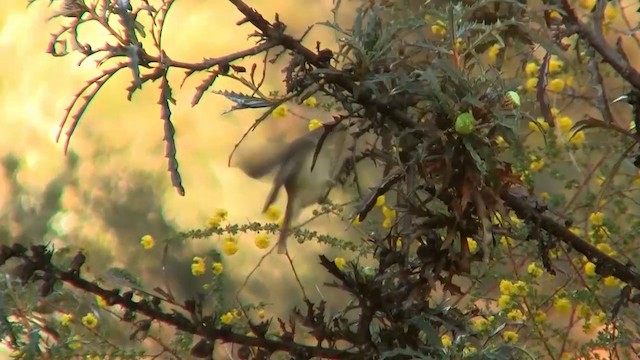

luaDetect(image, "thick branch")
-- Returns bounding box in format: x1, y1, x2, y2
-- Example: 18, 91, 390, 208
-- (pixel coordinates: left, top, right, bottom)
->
501, 188, 640, 290
561, 0, 640, 91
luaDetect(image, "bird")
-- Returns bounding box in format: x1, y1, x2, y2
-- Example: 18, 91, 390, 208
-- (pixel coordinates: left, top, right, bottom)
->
235, 123, 349, 254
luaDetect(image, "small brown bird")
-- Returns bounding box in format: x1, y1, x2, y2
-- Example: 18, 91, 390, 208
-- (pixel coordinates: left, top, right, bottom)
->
236, 124, 348, 254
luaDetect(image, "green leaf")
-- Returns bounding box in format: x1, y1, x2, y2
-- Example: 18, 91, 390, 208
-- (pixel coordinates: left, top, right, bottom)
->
463, 137, 487, 176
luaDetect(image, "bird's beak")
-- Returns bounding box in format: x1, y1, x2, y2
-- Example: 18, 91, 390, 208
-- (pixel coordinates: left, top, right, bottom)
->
612, 95, 629, 104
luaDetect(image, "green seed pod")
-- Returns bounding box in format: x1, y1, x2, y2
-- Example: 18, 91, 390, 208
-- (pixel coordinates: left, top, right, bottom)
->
503, 91, 521, 109
455, 112, 476, 135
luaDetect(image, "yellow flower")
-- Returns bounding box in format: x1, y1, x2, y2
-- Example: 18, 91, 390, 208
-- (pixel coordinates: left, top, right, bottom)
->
569, 130, 585, 145
220, 312, 234, 325
272, 104, 288, 118
548, 56, 563, 73
500, 236, 514, 247
207, 209, 228, 228
499, 280, 514, 295
525, 77, 538, 92
140, 234, 154, 250
557, 116, 573, 133
68, 336, 82, 350
303, 96, 318, 107
633, 172, 640, 186
525, 62, 539, 77
462, 346, 477, 357
382, 205, 395, 218
554, 297, 571, 314
498, 294, 512, 309
595, 242, 612, 255
264, 205, 282, 222
548, 78, 565, 92
375, 195, 385, 207
530, 158, 545, 171
334, 257, 346, 270
604, 4, 618, 21
212, 262, 223, 275
431, 20, 446, 38
257, 309, 267, 319
308, 119, 323, 131
507, 309, 525, 321
466, 237, 477, 253
569, 227, 582, 236
540, 192, 550, 201
527, 262, 543, 278
222, 236, 239, 256
254, 233, 270, 249
95, 295, 108, 308
589, 212, 604, 226
534, 310, 547, 323
502, 330, 519, 343
594, 311, 607, 324
471, 317, 489, 331
81, 313, 98, 329
579, 0, 595, 10
60, 313, 73, 326
191, 256, 206, 276
440, 334, 452, 347
592, 226, 610, 241
207, 216, 222, 229
495, 136, 506, 147
487, 43, 502, 64
603, 276, 620, 287
565, 75, 575, 87
214, 208, 228, 221
584, 262, 596, 277
549, 10, 562, 20
529, 118, 550, 132
576, 303, 591, 318
382, 206, 396, 228
512, 280, 528, 296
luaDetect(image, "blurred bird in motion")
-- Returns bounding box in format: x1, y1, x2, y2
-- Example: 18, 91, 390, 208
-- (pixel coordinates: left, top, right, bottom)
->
234, 120, 350, 254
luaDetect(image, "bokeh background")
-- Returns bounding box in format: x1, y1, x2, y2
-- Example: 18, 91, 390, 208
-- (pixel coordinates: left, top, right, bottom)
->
0, 0, 365, 344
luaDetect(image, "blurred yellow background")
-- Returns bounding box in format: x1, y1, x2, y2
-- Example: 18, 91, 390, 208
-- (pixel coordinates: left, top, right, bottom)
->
0, 0, 362, 323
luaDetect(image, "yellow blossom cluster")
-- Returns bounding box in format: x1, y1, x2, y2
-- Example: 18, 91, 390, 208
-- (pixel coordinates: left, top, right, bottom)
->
273, 104, 288, 118
527, 262, 543, 278
466, 237, 478, 253
527, 107, 585, 146
207, 208, 228, 229
264, 205, 281, 222
523, 56, 568, 93
191, 256, 206, 276
554, 296, 572, 314
82, 313, 98, 329
140, 234, 154, 250
222, 235, 239, 255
